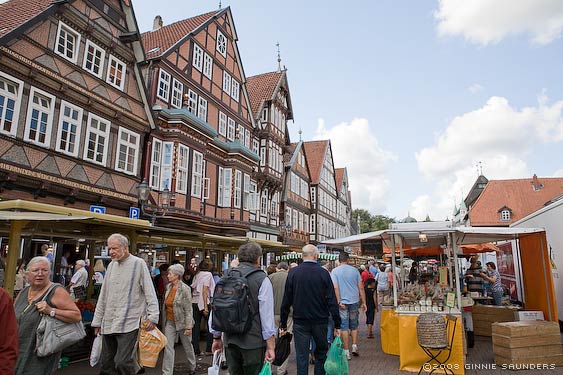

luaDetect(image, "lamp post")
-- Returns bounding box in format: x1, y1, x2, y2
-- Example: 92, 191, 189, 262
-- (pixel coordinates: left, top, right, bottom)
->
137, 180, 173, 225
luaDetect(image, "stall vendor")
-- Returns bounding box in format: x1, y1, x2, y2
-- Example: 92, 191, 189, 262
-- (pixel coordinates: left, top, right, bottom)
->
464, 257, 484, 297
480, 262, 503, 306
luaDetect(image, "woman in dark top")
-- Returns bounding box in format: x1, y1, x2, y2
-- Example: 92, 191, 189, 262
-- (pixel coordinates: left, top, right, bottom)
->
364, 278, 377, 338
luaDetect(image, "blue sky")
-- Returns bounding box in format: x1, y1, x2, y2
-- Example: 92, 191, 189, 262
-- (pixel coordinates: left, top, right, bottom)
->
133, 0, 563, 221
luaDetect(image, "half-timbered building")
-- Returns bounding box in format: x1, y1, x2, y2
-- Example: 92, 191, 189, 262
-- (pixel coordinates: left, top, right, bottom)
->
335, 167, 352, 238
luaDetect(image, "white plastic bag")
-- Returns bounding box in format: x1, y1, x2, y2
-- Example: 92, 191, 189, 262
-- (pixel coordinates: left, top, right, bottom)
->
90, 334, 102, 367
207, 350, 221, 375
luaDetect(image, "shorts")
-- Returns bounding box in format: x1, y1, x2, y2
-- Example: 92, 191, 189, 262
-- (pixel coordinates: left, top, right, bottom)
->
339, 302, 359, 330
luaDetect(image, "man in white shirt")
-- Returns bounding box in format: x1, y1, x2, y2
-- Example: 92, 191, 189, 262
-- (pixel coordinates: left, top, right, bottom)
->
92, 233, 159, 374
69, 259, 88, 299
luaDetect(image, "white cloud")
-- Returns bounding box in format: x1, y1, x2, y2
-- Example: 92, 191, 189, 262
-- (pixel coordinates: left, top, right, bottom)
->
468, 83, 483, 94
554, 169, 563, 177
409, 195, 432, 221
314, 118, 396, 213
434, 0, 563, 45
413, 94, 563, 220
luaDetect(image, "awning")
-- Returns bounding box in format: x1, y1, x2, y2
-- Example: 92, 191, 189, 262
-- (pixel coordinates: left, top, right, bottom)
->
276, 252, 338, 261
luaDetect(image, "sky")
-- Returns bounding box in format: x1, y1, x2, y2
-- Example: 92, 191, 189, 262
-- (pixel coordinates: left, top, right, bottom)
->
133, 0, 563, 222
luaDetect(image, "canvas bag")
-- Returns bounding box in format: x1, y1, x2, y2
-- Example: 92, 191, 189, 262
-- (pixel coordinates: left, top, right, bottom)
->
35, 284, 86, 357
207, 350, 221, 375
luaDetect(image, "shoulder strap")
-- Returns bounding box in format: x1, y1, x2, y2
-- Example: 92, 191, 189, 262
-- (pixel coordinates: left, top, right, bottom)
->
39, 283, 60, 302
242, 267, 263, 280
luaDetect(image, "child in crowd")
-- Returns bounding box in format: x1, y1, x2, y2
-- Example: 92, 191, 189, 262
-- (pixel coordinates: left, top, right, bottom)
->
365, 278, 377, 338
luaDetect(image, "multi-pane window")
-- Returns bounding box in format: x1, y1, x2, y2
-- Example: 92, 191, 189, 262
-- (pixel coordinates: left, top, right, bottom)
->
252, 139, 259, 153
56, 101, 83, 156
176, 144, 190, 194
187, 90, 197, 114
501, 209, 511, 221
250, 182, 257, 211
234, 170, 242, 208
107, 55, 126, 90
191, 151, 203, 197
193, 44, 203, 71
83, 40, 105, 78
227, 118, 235, 141
55, 21, 80, 63
244, 129, 250, 148
218, 167, 232, 207
150, 138, 162, 188
157, 69, 171, 102
260, 147, 266, 166
218, 112, 227, 136
160, 142, 173, 190
223, 71, 231, 94
171, 79, 183, 108
203, 53, 213, 79
231, 80, 240, 101
197, 97, 207, 121
236, 124, 244, 142
24, 87, 55, 147
260, 190, 268, 215
243, 174, 251, 210
216, 30, 227, 57
84, 113, 111, 166
261, 108, 268, 122
0, 72, 23, 137
115, 127, 139, 175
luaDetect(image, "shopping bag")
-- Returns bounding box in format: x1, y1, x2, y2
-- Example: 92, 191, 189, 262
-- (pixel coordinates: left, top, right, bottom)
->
207, 350, 221, 375
89, 334, 102, 367
272, 332, 292, 366
138, 320, 167, 368
258, 361, 272, 375
324, 336, 348, 375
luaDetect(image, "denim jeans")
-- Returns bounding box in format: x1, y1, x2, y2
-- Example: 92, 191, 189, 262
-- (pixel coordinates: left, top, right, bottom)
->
492, 289, 503, 306
327, 316, 334, 343
294, 322, 328, 375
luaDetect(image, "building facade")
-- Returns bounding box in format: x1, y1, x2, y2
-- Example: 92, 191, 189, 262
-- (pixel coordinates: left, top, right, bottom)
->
335, 167, 352, 239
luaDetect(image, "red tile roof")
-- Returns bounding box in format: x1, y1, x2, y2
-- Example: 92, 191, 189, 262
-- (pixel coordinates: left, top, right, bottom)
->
303, 140, 329, 185
141, 11, 218, 59
246, 71, 281, 116
469, 175, 563, 226
0, 0, 54, 38
335, 168, 345, 194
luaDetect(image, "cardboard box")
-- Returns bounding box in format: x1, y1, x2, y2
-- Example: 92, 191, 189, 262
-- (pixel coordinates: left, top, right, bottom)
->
514, 311, 544, 321
491, 321, 559, 337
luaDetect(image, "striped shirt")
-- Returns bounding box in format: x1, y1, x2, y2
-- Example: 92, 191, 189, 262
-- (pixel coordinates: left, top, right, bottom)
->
92, 254, 159, 334
488, 269, 503, 292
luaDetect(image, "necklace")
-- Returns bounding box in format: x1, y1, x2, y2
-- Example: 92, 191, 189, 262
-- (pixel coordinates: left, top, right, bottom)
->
27, 283, 51, 304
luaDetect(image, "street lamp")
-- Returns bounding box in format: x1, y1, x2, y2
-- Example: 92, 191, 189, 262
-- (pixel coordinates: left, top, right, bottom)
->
137, 180, 173, 225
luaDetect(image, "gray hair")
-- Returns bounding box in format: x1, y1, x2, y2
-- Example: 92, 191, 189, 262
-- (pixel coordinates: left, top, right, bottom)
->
107, 233, 129, 248
302, 244, 318, 259
238, 242, 263, 263
76, 260, 86, 267
27, 256, 51, 272
168, 264, 185, 278
277, 262, 289, 271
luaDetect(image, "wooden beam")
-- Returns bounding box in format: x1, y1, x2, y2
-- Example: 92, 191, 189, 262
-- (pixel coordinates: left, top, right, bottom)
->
3, 220, 26, 296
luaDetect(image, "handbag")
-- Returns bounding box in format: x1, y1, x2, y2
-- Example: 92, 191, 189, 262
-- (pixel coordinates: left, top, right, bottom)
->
207, 350, 221, 375
272, 332, 292, 366
35, 284, 86, 357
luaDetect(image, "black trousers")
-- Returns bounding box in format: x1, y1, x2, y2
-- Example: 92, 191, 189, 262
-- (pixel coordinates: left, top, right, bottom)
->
100, 330, 139, 375
191, 304, 213, 354
225, 343, 265, 375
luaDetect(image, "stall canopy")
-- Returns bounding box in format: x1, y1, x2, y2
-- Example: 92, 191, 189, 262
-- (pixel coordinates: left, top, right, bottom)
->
322, 226, 557, 322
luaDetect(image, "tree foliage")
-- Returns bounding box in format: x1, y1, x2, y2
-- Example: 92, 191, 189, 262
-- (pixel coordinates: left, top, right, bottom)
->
352, 209, 396, 233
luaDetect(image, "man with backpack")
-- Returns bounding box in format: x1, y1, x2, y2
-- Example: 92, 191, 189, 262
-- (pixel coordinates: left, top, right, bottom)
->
210, 242, 276, 374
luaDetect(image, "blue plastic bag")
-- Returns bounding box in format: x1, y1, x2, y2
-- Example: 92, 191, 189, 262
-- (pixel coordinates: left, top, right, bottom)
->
324, 336, 348, 375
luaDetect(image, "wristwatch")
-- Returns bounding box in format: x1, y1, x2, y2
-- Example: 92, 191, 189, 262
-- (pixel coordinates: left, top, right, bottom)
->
49, 308, 56, 317
213, 335, 222, 340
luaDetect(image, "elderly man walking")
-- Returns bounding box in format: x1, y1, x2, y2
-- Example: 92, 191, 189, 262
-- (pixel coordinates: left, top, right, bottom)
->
69, 259, 88, 300
280, 244, 341, 375
92, 233, 159, 375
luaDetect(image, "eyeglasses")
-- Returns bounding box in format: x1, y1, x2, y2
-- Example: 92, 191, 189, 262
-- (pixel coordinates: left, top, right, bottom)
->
28, 268, 49, 274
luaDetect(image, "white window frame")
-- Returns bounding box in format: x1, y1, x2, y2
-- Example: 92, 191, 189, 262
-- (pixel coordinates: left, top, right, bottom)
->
176, 144, 190, 194
56, 100, 83, 157
191, 150, 203, 198
24, 87, 55, 148
234, 170, 242, 208
501, 209, 511, 221
243, 173, 251, 210
231, 80, 240, 101
261, 108, 268, 122
83, 112, 111, 166
260, 191, 268, 216
203, 53, 213, 79
160, 142, 173, 190
150, 138, 162, 189
82, 40, 105, 78
227, 118, 235, 141
157, 69, 171, 102
187, 89, 198, 114
223, 71, 231, 94
216, 30, 227, 57
218, 167, 232, 207
0, 72, 24, 137
115, 127, 139, 175
260, 147, 266, 166
244, 129, 250, 148
171, 78, 183, 109
250, 181, 258, 211
193, 43, 203, 72
236, 124, 244, 142
55, 21, 81, 63
197, 97, 207, 122
106, 55, 126, 91
218, 112, 227, 136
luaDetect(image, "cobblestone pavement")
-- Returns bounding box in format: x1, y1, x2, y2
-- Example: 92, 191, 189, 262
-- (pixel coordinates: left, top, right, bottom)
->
57, 310, 563, 374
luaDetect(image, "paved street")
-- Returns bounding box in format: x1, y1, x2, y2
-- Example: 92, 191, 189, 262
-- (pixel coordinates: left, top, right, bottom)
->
57, 310, 563, 375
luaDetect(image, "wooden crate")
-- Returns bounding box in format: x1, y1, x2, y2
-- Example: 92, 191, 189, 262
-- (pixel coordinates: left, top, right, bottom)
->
472, 305, 519, 336
492, 321, 563, 368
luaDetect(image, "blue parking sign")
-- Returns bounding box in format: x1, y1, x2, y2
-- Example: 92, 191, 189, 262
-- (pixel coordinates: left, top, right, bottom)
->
90, 205, 106, 214
129, 207, 140, 219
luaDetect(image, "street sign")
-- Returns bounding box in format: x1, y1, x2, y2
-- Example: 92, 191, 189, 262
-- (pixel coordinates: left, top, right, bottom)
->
90, 205, 106, 214
129, 207, 140, 219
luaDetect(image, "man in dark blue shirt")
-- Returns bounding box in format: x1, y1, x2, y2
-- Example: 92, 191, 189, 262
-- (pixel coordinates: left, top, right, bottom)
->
280, 244, 341, 375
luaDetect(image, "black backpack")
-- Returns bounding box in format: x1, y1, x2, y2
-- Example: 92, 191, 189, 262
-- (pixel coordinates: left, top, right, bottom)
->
211, 267, 262, 334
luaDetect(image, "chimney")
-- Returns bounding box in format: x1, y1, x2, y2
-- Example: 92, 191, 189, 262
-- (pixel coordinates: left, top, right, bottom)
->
153, 15, 163, 31
531, 174, 542, 191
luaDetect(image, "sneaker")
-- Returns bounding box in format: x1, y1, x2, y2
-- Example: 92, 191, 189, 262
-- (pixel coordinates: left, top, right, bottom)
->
344, 349, 351, 360
351, 344, 359, 356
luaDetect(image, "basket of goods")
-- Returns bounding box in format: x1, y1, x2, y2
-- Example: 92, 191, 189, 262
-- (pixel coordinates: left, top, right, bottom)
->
76, 300, 96, 322
416, 313, 447, 348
